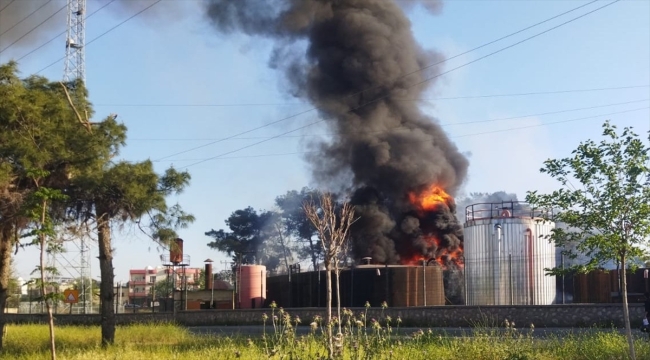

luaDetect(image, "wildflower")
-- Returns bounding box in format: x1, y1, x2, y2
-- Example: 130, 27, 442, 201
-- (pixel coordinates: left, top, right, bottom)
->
310, 322, 318, 330
365, 301, 371, 308
294, 316, 302, 324
386, 315, 392, 323
504, 319, 510, 328
356, 320, 363, 327
381, 301, 388, 309
270, 301, 277, 309
234, 350, 241, 358
397, 316, 402, 324
262, 313, 268, 321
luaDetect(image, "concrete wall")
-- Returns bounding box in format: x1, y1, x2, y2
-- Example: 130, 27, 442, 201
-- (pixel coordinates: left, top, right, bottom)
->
3, 304, 644, 328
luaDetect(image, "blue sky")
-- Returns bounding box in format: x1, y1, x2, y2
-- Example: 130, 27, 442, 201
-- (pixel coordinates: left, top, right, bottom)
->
1, 0, 649, 282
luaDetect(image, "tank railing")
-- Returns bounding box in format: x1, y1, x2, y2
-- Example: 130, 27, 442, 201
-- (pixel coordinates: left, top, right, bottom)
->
465, 201, 553, 222
160, 254, 190, 267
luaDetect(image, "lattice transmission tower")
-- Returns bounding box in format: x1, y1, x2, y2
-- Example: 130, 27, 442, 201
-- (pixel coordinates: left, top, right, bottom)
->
63, 0, 86, 82
51, 0, 92, 313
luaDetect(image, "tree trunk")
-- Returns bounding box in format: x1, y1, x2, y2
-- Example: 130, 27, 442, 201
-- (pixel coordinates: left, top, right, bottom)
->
97, 213, 115, 346
621, 253, 636, 360
0, 224, 14, 350
335, 264, 341, 336
325, 261, 333, 359
38, 200, 56, 360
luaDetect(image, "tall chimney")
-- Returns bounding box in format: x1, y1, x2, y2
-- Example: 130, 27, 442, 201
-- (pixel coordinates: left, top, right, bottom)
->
205, 263, 213, 291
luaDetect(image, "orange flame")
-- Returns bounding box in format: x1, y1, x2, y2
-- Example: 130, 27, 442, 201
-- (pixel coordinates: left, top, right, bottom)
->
404, 184, 464, 269
408, 184, 452, 211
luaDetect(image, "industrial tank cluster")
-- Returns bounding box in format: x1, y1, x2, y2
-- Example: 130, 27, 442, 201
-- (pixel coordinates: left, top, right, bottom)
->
233, 201, 612, 308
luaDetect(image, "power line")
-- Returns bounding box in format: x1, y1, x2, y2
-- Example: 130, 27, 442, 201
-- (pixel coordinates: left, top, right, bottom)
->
156, 0, 619, 162
134, 98, 650, 142
0, 0, 53, 38
86, 0, 162, 47
183, 104, 649, 168
16, 0, 116, 63
342, 0, 600, 108
0, 3, 66, 55
34, 0, 161, 75
95, 0, 601, 109
0, 0, 15, 14
95, 85, 650, 108
453, 107, 649, 138
155, 107, 649, 164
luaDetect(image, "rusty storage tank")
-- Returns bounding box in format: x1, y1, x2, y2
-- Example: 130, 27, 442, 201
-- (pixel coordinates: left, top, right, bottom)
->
266, 265, 444, 308
573, 270, 612, 303
169, 238, 184, 264
390, 265, 444, 306
464, 201, 557, 305
236, 265, 266, 309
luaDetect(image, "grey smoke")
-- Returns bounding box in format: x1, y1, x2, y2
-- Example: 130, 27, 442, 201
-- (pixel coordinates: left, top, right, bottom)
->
455, 191, 531, 223
204, 0, 468, 265
0, 0, 191, 58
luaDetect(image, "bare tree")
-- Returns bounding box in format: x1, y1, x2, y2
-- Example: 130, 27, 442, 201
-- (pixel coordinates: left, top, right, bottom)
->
303, 193, 357, 359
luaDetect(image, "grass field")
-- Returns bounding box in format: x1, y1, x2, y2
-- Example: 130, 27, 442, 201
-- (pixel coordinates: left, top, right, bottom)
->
2, 321, 650, 360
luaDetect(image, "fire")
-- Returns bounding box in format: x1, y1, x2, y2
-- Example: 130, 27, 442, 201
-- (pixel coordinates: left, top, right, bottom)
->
399, 235, 464, 269
408, 184, 452, 211
403, 184, 464, 269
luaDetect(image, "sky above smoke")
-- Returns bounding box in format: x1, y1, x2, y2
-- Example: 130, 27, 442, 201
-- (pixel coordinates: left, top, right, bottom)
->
204, 0, 468, 265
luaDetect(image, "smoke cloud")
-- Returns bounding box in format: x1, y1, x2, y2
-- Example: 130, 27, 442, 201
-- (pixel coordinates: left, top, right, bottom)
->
204, 0, 468, 265
0, 0, 190, 58
456, 191, 533, 223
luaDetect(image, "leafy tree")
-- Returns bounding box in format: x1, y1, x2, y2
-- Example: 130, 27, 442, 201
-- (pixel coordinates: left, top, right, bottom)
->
196, 269, 206, 290
151, 279, 174, 298
214, 269, 234, 284
276, 188, 322, 270
23, 171, 68, 360
0, 62, 123, 350
69, 162, 194, 346
7, 274, 21, 309
303, 193, 357, 359
206, 207, 285, 272
526, 121, 650, 360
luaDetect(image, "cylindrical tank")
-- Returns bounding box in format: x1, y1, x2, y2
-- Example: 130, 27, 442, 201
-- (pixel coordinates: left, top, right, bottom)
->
391, 266, 445, 306
464, 203, 556, 305
170, 238, 184, 264
236, 265, 266, 309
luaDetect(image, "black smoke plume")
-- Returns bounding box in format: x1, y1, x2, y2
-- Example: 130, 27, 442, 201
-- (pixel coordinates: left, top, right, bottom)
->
204, 0, 468, 265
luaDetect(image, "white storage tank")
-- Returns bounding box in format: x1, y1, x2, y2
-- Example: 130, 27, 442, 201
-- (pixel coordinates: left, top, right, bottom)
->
464, 202, 557, 305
